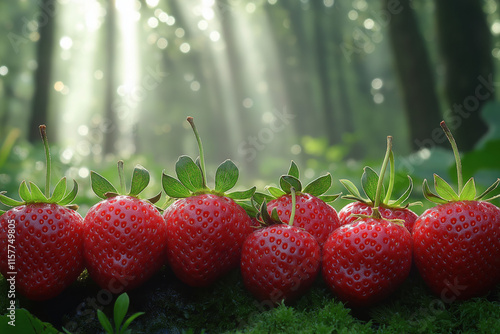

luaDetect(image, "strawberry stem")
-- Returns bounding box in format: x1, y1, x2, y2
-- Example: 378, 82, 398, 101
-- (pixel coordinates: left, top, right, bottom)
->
187, 116, 207, 188
373, 136, 393, 218
39, 125, 51, 198
383, 151, 395, 204
289, 187, 297, 226
117, 160, 126, 194
440, 121, 463, 194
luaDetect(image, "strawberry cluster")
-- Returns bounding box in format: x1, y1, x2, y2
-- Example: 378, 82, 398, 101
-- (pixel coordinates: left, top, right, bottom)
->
0, 120, 499, 312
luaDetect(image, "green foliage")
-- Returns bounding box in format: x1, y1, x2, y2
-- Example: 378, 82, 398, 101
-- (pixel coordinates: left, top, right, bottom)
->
0, 308, 59, 334
94, 293, 144, 334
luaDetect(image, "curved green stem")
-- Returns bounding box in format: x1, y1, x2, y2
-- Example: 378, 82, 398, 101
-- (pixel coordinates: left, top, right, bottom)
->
187, 117, 207, 188
440, 121, 463, 194
39, 125, 51, 198
289, 187, 296, 226
383, 151, 395, 204
373, 136, 393, 218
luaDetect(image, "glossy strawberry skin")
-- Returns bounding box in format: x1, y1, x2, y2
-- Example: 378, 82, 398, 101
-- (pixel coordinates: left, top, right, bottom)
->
267, 193, 340, 247
83, 195, 168, 292
241, 224, 321, 303
322, 218, 412, 307
0, 203, 84, 300
413, 200, 500, 300
339, 201, 418, 234
163, 193, 253, 287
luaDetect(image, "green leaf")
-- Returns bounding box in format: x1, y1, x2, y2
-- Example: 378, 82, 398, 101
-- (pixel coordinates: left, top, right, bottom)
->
361, 167, 384, 202
391, 176, 414, 207
91, 171, 118, 199
215, 159, 239, 193
97, 309, 114, 334
422, 179, 448, 204
226, 186, 256, 200
476, 178, 500, 201
114, 293, 129, 332
162, 172, 191, 198
0, 308, 60, 334
459, 177, 476, 200
59, 180, 78, 206
287, 161, 299, 179
119, 312, 145, 334
339, 179, 362, 198
318, 194, 341, 203
0, 192, 24, 207
266, 186, 286, 198
303, 173, 332, 197
434, 174, 459, 201
129, 165, 150, 197
280, 175, 302, 193
19, 181, 32, 202
147, 191, 162, 205
49, 177, 67, 203
176, 155, 205, 192
253, 192, 275, 206
29, 182, 48, 202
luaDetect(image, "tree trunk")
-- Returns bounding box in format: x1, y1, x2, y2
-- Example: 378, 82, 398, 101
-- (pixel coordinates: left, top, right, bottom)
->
29, 0, 56, 142
102, 0, 117, 155
435, 0, 493, 151
384, 0, 442, 152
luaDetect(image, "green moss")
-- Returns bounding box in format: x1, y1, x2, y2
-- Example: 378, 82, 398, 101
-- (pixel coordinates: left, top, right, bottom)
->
1, 267, 498, 333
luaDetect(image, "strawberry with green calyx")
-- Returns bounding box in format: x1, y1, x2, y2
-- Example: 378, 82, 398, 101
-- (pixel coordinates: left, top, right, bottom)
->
322, 136, 413, 307
260, 161, 341, 247
83, 161, 167, 293
0, 125, 84, 300
240, 186, 321, 304
413, 121, 500, 300
162, 117, 255, 287
338, 141, 420, 233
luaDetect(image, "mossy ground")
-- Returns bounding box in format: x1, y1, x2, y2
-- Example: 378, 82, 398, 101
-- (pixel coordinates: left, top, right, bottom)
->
1, 266, 499, 333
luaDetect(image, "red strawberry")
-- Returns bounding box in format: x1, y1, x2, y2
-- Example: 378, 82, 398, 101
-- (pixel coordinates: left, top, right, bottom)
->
0, 125, 84, 300
162, 117, 254, 287
322, 218, 412, 307
241, 188, 321, 303
322, 136, 413, 307
83, 163, 168, 292
338, 150, 419, 233
260, 161, 341, 247
413, 121, 500, 300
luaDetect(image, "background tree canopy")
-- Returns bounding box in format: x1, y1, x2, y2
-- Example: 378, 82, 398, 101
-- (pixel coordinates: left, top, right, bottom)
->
1, 0, 500, 210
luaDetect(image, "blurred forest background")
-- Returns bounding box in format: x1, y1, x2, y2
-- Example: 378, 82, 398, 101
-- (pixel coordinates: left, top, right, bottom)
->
1, 0, 500, 213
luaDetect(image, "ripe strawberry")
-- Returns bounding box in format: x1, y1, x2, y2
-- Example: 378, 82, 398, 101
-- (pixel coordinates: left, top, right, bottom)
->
413, 121, 500, 300
0, 125, 84, 300
241, 188, 321, 303
83, 162, 168, 292
261, 161, 341, 247
322, 218, 412, 307
338, 149, 419, 233
162, 117, 255, 287
322, 137, 413, 307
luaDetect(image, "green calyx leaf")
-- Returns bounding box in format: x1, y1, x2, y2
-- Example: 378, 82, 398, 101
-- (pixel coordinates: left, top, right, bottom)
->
129, 164, 150, 197
226, 186, 256, 200
162, 172, 192, 198
421, 122, 500, 204
434, 174, 459, 201
303, 173, 332, 197
91, 171, 118, 199
265, 160, 338, 204
215, 159, 239, 193
176, 155, 207, 193
362, 167, 385, 203
91, 162, 154, 201
280, 175, 302, 193
341, 137, 418, 210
